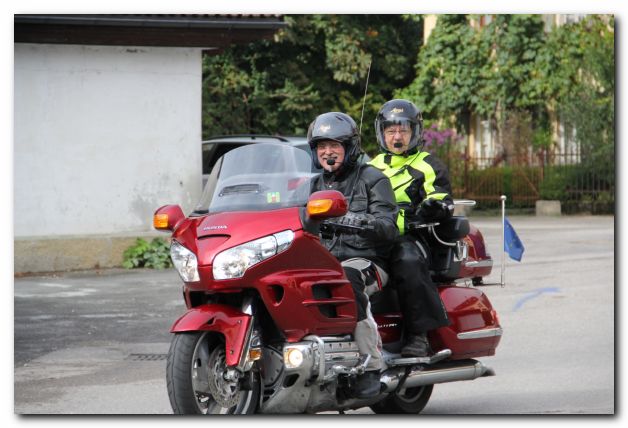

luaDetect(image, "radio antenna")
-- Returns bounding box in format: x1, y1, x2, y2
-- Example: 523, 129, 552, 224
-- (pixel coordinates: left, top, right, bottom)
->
358, 59, 372, 136
344, 59, 373, 210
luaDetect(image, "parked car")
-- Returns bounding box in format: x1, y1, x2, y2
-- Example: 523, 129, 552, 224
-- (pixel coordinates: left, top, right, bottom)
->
202, 135, 316, 187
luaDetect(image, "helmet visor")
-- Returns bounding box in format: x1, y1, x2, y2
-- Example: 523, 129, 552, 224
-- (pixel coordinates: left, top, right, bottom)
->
383, 122, 413, 138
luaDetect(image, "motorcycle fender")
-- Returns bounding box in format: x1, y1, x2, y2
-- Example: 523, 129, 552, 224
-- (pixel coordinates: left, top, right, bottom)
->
170, 304, 251, 367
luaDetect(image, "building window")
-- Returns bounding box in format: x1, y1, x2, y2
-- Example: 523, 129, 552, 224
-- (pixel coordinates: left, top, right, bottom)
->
474, 117, 495, 168
479, 15, 493, 28
557, 14, 587, 26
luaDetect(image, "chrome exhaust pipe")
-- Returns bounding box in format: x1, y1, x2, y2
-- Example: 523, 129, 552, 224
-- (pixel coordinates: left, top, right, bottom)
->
381, 360, 494, 393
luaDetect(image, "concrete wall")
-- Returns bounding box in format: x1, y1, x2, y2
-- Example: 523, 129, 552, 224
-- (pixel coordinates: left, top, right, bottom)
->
14, 44, 203, 272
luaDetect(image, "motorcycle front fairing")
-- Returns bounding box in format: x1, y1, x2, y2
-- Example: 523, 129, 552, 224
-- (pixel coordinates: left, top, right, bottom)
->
172, 211, 359, 342
168, 144, 359, 367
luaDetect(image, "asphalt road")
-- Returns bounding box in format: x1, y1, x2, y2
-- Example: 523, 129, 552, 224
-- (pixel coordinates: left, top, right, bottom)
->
13, 215, 615, 415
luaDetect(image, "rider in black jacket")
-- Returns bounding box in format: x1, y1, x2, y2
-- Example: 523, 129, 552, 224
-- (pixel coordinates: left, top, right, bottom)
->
308, 112, 398, 399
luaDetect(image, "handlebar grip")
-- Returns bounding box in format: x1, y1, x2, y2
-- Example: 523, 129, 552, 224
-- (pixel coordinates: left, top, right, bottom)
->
320, 221, 372, 235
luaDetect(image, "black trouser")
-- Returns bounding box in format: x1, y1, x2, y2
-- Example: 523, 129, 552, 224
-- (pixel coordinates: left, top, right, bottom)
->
389, 236, 450, 334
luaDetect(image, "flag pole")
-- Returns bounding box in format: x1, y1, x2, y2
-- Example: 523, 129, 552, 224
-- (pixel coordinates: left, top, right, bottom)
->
500, 195, 506, 287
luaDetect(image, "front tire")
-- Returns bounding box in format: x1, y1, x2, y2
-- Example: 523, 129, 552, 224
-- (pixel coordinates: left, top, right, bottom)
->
370, 384, 433, 414
166, 331, 259, 414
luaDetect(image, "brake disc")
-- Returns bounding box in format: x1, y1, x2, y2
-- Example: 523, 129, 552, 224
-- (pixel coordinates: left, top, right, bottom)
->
207, 347, 242, 409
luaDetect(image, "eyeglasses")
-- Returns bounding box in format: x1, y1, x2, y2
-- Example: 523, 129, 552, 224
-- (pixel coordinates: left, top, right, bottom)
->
384, 129, 411, 137
316, 141, 343, 151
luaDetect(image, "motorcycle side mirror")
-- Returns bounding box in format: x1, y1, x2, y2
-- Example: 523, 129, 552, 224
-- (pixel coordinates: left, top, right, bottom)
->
306, 190, 348, 219
153, 204, 185, 232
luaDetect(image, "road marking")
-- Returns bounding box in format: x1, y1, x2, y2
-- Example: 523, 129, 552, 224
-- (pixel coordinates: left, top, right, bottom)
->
513, 287, 561, 312
36, 282, 73, 288
15, 289, 98, 298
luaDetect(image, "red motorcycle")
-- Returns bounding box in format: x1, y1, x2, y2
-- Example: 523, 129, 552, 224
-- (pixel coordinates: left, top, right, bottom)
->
154, 143, 501, 414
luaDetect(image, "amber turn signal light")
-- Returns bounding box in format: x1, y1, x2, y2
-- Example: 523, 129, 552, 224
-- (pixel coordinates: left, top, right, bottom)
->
153, 213, 169, 230
307, 199, 333, 216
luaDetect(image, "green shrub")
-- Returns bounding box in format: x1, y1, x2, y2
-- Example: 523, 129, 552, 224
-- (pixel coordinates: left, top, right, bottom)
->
539, 165, 575, 200
123, 237, 173, 269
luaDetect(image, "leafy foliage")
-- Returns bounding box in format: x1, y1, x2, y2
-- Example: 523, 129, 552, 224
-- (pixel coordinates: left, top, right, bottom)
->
397, 15, 479, 129
400, 15, 548, 138
398, 14, 614, 213
199, 14, 614, 212
122, 238, 172, 269
201, 15, 423, 154
548, 16, 615, 178
422, 122, 466, 191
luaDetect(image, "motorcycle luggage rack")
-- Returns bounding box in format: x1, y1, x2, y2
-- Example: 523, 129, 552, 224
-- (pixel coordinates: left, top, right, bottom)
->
386, 348, 451, 366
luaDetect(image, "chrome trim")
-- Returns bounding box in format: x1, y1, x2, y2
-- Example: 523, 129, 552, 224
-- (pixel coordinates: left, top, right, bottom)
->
381, 359, 494, 392
237, 296, 256, 371
453, 199, 476, 206
414, 239, 428, 260
464, 259, 493, 268
457, 327, 503, 340
454, 241, 468, 262
237, 317, 255, 371
319, 335, 352, 342
386, 348, 452, 367
304, 335, 326, 383
429, 225, 457, 247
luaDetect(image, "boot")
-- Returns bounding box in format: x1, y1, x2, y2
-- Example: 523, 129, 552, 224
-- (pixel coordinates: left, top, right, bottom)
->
353, 370, 382, 399
401, 333, 430, 357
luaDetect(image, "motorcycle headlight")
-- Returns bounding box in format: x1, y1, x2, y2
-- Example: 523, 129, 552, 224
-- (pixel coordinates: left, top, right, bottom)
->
170, 241, 200, 282
213, 230, 294, 280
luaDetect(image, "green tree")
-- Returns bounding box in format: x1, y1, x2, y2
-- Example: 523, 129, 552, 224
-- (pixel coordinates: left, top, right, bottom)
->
397, 15, 479, 132
398, 15, 549, 161
201, 15, 423, 154
397, 14, 613, 210
544, 16, 614, 177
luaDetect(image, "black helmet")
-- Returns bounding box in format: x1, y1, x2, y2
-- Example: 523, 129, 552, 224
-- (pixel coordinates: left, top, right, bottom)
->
307, 112, 361, 169
374, 99, 424, 154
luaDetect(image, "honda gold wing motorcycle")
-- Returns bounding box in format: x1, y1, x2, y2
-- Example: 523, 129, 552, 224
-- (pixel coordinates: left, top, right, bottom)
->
154, 143, 502, 414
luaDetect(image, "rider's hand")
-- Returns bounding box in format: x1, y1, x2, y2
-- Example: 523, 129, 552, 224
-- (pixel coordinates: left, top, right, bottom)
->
337, 212, 369, 228
417, 198, 451, 221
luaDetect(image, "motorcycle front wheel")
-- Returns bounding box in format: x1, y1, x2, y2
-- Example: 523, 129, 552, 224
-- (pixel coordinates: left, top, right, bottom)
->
166, 331, 259, 414
369, 384, 433, 414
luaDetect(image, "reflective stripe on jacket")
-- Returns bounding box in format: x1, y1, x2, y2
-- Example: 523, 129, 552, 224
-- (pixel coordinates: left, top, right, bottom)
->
369, 151, 453, 234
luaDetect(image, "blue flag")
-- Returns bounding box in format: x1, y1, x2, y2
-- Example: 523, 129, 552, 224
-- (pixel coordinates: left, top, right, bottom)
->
504, 217, 524, 261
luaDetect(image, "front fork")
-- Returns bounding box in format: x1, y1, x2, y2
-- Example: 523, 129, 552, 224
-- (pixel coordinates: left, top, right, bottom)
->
227, 297, 262, 378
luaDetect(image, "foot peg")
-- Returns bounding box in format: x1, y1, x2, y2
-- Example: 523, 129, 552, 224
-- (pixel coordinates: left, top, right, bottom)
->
323, 354, 372, 382
387, 348, 452, 366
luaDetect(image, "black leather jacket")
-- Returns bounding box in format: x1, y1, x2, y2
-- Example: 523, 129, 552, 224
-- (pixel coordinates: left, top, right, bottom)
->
310, 163, 399, 267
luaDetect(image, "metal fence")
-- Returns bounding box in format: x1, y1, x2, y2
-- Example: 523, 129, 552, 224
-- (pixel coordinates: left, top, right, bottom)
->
441, 149, 614, 213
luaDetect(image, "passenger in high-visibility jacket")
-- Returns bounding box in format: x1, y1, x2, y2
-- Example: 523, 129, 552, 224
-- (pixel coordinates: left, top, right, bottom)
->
368, 99, 452, 357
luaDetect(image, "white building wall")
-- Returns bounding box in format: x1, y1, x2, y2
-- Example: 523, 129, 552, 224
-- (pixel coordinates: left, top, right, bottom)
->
14, 43, 203, 238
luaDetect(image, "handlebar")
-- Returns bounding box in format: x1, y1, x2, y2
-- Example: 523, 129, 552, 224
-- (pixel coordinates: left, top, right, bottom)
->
322, 220, 441, 235
320, 220, 376, 236
406, 221, 440, 230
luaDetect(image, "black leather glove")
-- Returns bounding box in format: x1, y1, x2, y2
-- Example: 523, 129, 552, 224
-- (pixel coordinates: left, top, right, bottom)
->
337, 212, 369, 227
417, 198, 450, 221
325, 212, 376, 237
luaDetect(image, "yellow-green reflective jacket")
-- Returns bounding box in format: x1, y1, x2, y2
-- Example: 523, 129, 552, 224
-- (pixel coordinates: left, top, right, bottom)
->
369, 151, 453, 234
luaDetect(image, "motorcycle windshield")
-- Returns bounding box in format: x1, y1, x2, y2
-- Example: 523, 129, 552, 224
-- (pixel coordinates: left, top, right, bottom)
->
194, 143, 317, 214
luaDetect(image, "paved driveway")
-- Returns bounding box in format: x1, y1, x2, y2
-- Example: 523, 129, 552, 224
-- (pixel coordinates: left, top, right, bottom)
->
13, 215, 615, 414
